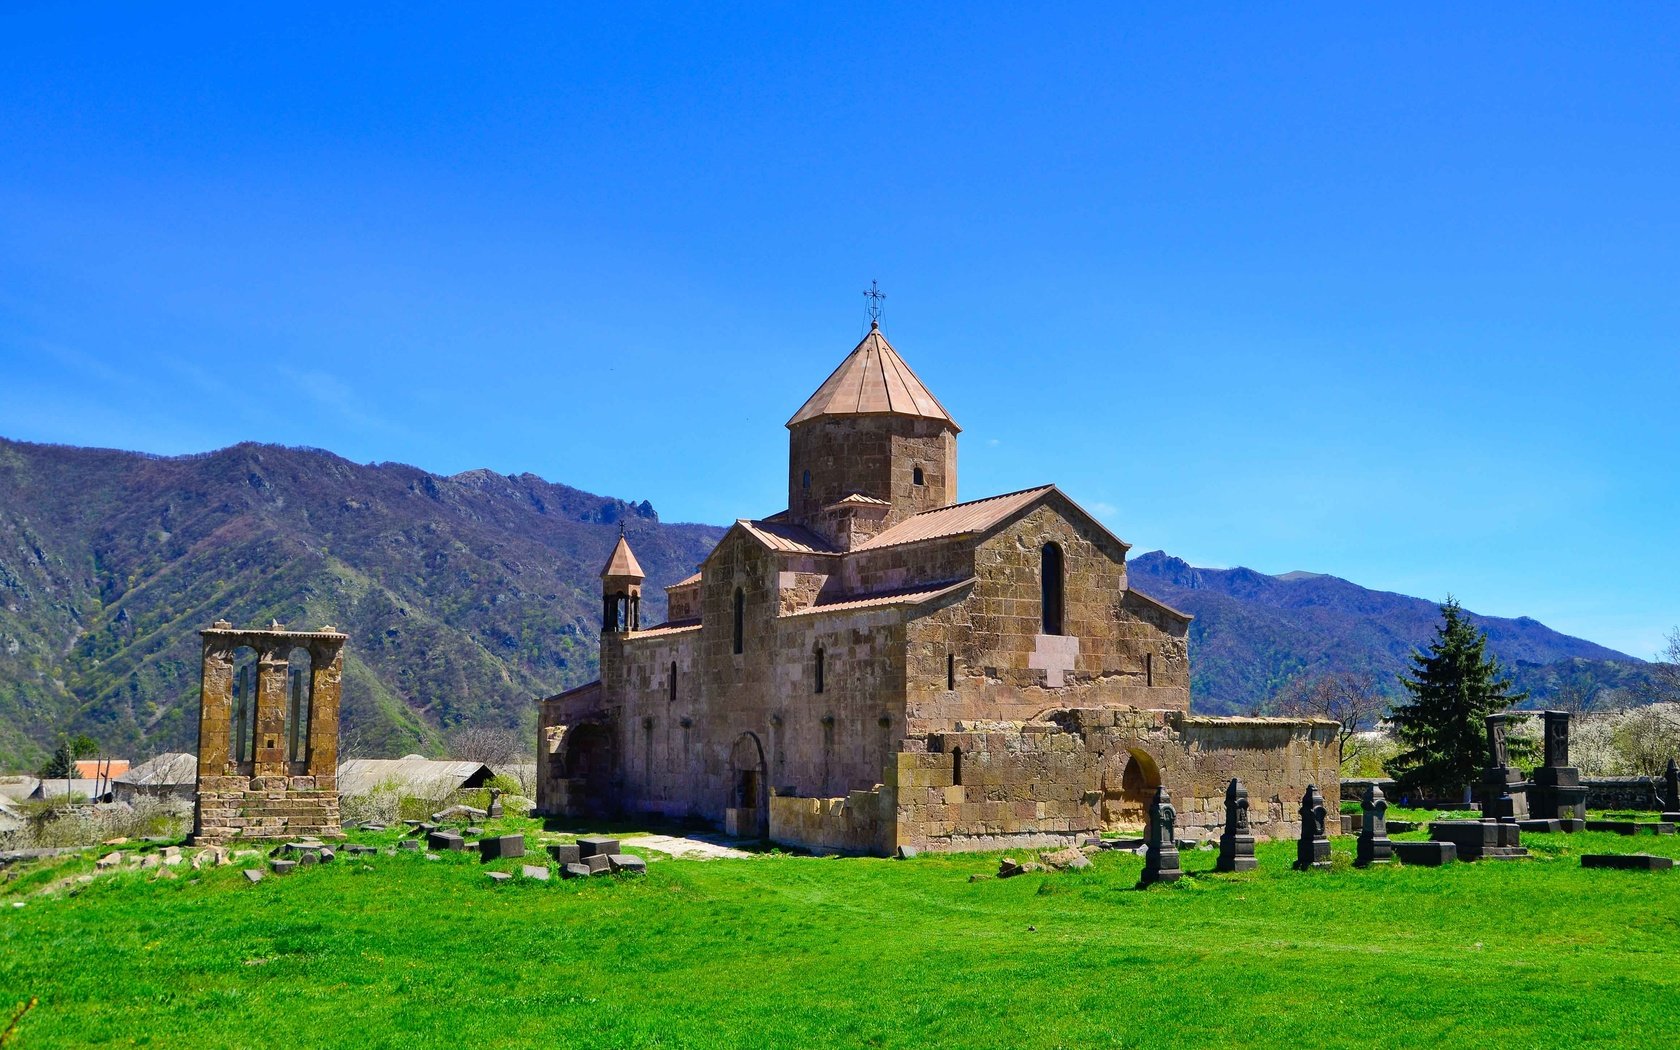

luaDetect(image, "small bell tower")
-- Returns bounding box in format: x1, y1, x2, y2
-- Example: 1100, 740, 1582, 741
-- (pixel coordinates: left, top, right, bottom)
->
600, 531, 646, 633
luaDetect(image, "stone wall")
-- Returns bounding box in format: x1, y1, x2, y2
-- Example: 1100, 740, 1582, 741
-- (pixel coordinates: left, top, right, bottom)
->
892, 709, 1339, 853
768, 786, 894, 855
788, 415, 957, 538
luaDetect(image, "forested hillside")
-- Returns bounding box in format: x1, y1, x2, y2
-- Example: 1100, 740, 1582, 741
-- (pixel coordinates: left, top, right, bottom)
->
0, 438, 724, 768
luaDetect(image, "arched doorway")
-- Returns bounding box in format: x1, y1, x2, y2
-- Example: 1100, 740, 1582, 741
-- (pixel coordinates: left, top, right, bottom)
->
562, 724, 616, 817
728, 731, 768, 839
1100, 748, 1162, 827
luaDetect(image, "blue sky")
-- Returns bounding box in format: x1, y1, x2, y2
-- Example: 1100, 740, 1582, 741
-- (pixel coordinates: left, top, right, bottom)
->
2, 5, 1676, 657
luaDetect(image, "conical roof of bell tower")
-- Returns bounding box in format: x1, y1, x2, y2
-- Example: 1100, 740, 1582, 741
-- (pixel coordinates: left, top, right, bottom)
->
786, 322, 960, 432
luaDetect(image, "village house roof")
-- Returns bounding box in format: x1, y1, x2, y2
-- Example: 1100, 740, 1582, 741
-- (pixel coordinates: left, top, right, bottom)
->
112, 753, 197, 787
74, 759, 128, 779
0, 776, 40, 802
786, 324, 960, 431
31, 779, 109, 801
335, 757, 496, 798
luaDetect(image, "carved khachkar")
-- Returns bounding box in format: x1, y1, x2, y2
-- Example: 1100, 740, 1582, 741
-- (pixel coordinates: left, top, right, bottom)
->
1216, 777, 1257, 873
1294, 784, 1331, 870
191, 620, 348, 843
1141, 786, 1182, 885
1476, 713, 1529, 820
1355, 783, 1393, 867
1529, 710, 1587, 824
1663, 758, 1680, 822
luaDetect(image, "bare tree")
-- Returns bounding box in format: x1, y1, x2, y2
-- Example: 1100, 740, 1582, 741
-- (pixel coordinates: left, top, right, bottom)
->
1267, 672, 1387, 769
444, 725, 530, 768
1653, 627, 1680, 705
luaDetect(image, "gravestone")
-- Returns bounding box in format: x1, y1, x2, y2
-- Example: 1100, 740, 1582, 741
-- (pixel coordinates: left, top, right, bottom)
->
1355, 783, 1394, 867
1582, 853, 1673, 871
1475, 714, 1530, 819
1529, 711, 1589, 822
398, 839, 420, 851
585, 853, 611, 874
608, 854, 647, 875
577, 836, 620, 859
427, 831, 465, 852
561, 862, 594, 879
547, 843, 582, 866
1294, 785, 1331, 871
1428, 820, 1528, 860
1140, 786, 1182, 886
1215, 778, 1257, 873
269, 859, 296, 875
522, 864, 550, 881
488, 788, 505, 819
1393, 841, 1456, 866
478, 835, 525, 862
486, 871, 512, 883
1664, 758, 1680, 823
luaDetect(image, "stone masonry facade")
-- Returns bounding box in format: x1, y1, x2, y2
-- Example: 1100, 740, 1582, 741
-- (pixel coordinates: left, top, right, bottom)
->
191, 621, 347, 843
537, 321, 1339, 854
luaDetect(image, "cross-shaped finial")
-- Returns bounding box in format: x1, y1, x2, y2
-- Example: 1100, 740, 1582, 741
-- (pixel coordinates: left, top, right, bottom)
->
863, 280, 886, 328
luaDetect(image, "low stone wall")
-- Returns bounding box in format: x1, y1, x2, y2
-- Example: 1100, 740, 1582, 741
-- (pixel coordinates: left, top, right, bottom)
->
1583, 776, 1662, 810
890, 708, 1340, 854
768, 787, 892, 855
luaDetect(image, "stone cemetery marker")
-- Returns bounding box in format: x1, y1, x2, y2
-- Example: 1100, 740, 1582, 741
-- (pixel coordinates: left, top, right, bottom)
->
547, 843, 581, 866
1582, 853, 1673, 871
1216, 778, 1257, 873
608, 854, 647, 875
561, 862, 593, 879
486, 871, 512, 883
578, 836, 620, 859
1140, 786, 1182, 886
1294, 785, 1331, 871
478, 835, 526, 862
522, 864, 550, 881
427, 831, 466, 852
1355, 783, 1393, 867
1665, 758, 1680, 822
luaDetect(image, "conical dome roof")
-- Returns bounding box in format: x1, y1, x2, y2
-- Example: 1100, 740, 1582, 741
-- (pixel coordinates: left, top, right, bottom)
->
599, 534, 645, 580
786, 323, 960, 431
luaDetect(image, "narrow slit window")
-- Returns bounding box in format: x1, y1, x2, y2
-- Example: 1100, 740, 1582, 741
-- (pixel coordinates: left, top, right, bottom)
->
1145, 652, 1154, 688
912, 466, 925, 486
814, 647, 825, 694
669, 660, 678, 703
802, 469, 811, 490
733, 588, 745, 655
1041, 542, 1065, 636
946, 652, 956, 691
952, 746, 964, 787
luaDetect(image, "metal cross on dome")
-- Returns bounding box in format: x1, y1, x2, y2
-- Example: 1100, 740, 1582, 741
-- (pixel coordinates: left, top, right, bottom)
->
863, 280, 886, 326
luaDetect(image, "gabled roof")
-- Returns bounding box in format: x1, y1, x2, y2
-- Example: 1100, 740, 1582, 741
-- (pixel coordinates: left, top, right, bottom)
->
735, 518, 841, 555
668, 571, 702, 589
335, 757, 495, 798
600, 535, 646, 580
787, 324, 960, 431
787, 578, 974, 616
113, 753, 196, 786
854, 485, 1057, 551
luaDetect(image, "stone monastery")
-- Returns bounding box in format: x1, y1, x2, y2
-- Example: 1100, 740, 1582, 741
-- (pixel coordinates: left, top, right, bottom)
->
536, 321, 1339, 854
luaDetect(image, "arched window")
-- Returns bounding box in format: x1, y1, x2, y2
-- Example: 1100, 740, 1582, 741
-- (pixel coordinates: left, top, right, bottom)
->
229, 646, 259, 764
952, 746, 964, 787
1041, 542, 1065, 636
947, 652, 956, 691
814, 647, 825, 694
912, 466, 925, 486
733, 588, 745, 655
801, 469, 811, 490
669, 660, 678, 703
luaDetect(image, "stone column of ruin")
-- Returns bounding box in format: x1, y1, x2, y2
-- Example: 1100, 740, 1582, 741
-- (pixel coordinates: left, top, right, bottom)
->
305, 640, 345, 784
196, 639, 233, 776
253, 644, 291, 780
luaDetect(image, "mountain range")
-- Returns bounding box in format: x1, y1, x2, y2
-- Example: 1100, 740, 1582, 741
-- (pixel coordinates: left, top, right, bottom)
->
0, 436, 1653, 768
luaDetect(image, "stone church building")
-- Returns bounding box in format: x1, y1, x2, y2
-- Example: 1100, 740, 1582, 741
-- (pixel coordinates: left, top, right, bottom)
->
535, 322, 1338, 853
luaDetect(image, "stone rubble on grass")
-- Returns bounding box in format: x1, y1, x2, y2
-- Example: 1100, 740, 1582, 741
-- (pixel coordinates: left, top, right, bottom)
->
486, 871, 513, 883
561, 863, 593, 880
431, 804, 488, 823
96, 852, 122, 870
1039, 847, 1090, 871
269, 859, 296, 875
607, 854, 646, 875
522, 864, 550, 881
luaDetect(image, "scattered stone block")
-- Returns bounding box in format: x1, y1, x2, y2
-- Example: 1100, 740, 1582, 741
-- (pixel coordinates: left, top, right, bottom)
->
1582, 853, 1673, 871
1429, 820, 1528, 860
343, 844, 377, 856
427, 831, 466, 852
561, 863, 593, 880
269, 859, 296, 875
479, 835, 525, 862
1040, 847, 1089, 870
360, 823, 386, 832
242, 869, 264, 883
96, 852, 121, 870
318, 848, 335, 863
1102, 837, 1145, 851
1556, 818, 1587, 833
577, 836, 620, 859
297, 851, 319, 866
608, 854, 647, 875
1394, 841, 1456, 866
1585, 820, 1641, 835
398, 839, 420, 851
896, 845, 921, 859
1387, 820, 1419, 833
522, 864, 550, 881
486, 871, 513, 883
161, 846, 181, 861
585, 853, 611, 874
463, 827, 483, 837
140, 855, 160, 869
432, 804, 488, 823
1517, 819, 1562, 833
1339, 814, 1357, 835
546, 843, 582, 866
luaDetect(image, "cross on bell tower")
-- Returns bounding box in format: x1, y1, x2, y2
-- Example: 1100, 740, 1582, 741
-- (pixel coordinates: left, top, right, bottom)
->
863, 280, 886, 328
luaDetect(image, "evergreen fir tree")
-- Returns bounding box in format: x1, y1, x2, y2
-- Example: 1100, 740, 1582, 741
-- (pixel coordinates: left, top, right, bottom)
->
1388, 597, 1527, 798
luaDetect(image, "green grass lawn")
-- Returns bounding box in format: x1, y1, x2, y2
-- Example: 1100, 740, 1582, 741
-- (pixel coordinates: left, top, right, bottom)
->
3, 819, 1679, 1049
